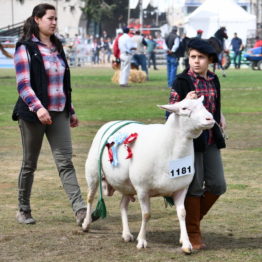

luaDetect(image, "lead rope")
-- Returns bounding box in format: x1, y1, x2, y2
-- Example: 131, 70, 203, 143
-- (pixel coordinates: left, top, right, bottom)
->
215, 121, 228, 140
91, 120, 143, 221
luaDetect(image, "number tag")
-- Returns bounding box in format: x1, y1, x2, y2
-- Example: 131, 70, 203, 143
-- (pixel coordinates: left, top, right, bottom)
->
168, 155, 194, 178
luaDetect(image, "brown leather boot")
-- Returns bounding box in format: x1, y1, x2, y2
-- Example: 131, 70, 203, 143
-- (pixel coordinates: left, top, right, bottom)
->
200, 191, 219, 221
184, 196, 206, 250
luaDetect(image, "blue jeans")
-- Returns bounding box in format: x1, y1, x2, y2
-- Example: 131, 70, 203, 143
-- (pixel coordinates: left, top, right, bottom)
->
133, 54, 148, 75
167, 55, 179, 88
233, 51, 242, 68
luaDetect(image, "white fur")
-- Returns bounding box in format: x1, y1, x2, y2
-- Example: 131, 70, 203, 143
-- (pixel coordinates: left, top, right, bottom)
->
82, 96, 215, 254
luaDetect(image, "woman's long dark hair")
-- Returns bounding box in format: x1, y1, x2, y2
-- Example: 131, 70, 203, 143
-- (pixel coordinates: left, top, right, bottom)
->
21, 3, 62, 53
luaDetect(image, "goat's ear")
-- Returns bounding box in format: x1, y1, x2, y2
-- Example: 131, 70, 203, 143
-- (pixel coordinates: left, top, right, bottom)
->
198, 96, 204, 103
157, 104, 179, 113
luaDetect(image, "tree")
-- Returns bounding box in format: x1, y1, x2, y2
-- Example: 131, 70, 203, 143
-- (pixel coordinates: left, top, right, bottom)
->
81, 0, 129, 36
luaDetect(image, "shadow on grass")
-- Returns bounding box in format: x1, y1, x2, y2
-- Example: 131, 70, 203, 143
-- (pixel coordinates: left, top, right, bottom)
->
92, 214, 262, 251
147, 230, 262, 250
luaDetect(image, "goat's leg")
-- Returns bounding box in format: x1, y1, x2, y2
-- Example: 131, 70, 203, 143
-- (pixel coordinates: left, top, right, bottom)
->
120, 195, 134, 242
82, 180, 98, 232
136, 192, 151, 249
173, 188, 192, 254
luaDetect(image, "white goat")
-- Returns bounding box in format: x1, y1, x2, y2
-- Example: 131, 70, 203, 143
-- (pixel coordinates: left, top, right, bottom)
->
82, 96, 215, 254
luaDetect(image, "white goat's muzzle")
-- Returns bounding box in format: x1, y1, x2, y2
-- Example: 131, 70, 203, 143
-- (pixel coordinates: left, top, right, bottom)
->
200, 113, 215, 130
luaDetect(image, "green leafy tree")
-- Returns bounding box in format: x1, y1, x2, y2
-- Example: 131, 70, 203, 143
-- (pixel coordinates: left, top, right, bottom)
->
81, 0, 129, 36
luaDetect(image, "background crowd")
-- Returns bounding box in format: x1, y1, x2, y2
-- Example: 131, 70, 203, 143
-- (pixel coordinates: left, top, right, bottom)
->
62, 30, 165, 68
62, 28, 262, 73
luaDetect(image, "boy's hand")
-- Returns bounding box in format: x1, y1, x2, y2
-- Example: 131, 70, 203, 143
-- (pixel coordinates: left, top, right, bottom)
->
186, 91, 198, 99
220, 113, 226, 130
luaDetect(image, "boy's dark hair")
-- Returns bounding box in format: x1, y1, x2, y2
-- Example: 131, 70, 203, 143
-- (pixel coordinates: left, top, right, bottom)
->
187, 38, 218, 63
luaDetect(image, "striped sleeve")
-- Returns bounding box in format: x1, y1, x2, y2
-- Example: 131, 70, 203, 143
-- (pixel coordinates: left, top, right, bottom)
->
169, 89, 181, 104
14, 45, 43, 112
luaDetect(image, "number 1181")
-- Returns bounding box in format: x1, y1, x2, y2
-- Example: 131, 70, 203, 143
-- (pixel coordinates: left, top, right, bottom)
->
170, 166, 191, 177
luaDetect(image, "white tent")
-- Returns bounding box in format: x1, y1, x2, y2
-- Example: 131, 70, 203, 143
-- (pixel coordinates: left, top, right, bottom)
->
184, 0, 256, 45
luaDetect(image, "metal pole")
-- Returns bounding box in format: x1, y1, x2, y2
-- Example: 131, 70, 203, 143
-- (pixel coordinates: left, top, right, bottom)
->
139, 0, 143, 30
55, 0, 59, 14
11, 0, 14, 25
156, 9, 159, 26
128, 0, 131, 26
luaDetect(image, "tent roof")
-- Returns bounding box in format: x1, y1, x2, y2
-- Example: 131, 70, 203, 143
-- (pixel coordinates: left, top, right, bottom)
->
184, 0, 256, 43
186, 0, 255, 22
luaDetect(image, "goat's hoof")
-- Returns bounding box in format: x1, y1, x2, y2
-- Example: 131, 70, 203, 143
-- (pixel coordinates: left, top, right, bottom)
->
136, 239, 147, 249
82, 219, 91, 232
181, 247, 192, 255
122, 233, 134, 242
82, 225, 90, 232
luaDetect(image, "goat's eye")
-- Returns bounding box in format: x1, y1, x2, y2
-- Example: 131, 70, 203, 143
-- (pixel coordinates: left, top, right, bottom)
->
182, 107, 187, 110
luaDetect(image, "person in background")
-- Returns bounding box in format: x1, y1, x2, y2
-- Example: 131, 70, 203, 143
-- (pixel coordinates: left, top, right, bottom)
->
167, 38, 227, 250
146, 34, 158, 70
112, 28, 123, 62
132, 30, 148, 78
254, 35, 262, 48
12, 3, 86, 226
106, 37, 113, 63
100, 37, 112, 64
180, 32, 191, 69
118, 27, 136, 87
229, 33, 243, 69
102, 30, 108, 39
91, 38, 101, 64
164, 26, 180, 88
196, 29, 203, 39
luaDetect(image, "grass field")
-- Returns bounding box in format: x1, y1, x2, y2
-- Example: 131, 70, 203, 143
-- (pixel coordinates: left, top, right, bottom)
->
0, 66, 261, 262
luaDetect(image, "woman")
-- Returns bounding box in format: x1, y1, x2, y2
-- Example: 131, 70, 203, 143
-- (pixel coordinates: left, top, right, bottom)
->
12, 3, 86, 225
167, 38, 227, 250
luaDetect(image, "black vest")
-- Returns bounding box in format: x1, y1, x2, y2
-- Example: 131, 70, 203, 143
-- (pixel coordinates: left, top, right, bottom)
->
12, 40, 72, 122
165, 32, 180, 58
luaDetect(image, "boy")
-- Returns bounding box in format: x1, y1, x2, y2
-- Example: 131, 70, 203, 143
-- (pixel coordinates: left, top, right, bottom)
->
167, 38, 227, 250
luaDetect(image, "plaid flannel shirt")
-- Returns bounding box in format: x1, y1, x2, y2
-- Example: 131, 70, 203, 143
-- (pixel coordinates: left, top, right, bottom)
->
14, 36, 74, 113
169, 69, 218, 144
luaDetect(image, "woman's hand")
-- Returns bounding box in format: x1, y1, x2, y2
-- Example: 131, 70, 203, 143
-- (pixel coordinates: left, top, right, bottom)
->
220, 113, 226, 130
70, 114, 79, 128
36, 107, 52, 125
186, 91, 198, 99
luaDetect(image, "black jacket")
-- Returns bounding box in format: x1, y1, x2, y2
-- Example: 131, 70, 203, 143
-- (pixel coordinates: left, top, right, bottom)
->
12, 40, 72, 122
169, 68, 226, 152
165, 32, 181, 58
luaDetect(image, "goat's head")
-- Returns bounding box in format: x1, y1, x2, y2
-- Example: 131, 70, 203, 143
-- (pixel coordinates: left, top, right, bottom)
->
158, 96, 215, 138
